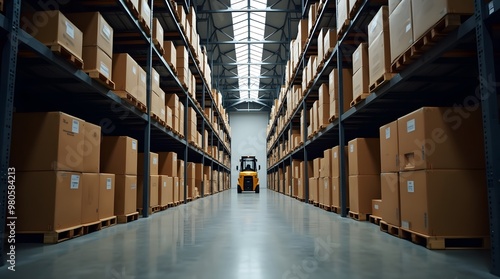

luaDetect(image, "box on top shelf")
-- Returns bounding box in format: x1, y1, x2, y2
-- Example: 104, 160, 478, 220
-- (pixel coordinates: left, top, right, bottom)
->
367, 6, 389, 46
389, 0, 404, 14
83, 122, 101, 173
99, 173, 115, 220
11, 112, 85, 172
368, 31, 391, 88
397, 107, 485, 171
100, 136, 138, 175
389, 0, 413, 63
66, 12, 113, 58
399, 169, 488, 237
17, 171, 82, 232
26, 10, 83, 61
380, 120, 400, 173
163, 41, 177, 69
308, 2, 318, 34
81, 173, 100, 224
153, 18, 164, 51
348, 138, 381, 175
139, 0, 151, 33
337, 0, 350, 35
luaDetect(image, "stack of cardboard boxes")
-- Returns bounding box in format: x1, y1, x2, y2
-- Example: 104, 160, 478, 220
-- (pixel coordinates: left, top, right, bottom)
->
137, 153, 159, 211
113, 53, 146, 106
367, 7, 392, 89
328, 69, 352, 120
158, 152, 178, 205
351, 43, 370, 104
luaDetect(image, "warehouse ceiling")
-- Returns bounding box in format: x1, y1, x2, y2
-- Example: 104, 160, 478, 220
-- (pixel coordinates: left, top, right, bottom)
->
194, 0, 304, 112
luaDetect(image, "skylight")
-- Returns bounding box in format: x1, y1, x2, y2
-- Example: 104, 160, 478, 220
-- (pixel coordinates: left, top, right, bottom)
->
230, 0, 268, 99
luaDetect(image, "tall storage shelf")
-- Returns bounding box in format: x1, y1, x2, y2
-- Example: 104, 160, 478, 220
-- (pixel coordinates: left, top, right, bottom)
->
266, 0, 500, 275
0, 0, 231, 260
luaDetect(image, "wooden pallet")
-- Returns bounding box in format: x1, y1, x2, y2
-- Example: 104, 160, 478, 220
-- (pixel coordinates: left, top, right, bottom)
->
138, 16, 151, 36
85, 70, 115, 90
328, 115, 338, 123
117, 212, 139, 224
82, 220, 101, 235
308, 200, 314, 204
18, 225, 84, 244
100, 216, 117, 229
153, 39, 165, 56
114, 91, 147, 112
320, 204, 333, 212
49, 44, 84, 70
349, 211, 370, 221
379, 221, 402, 238
350, 93, 370, 107
400, 228, 489, 250
391, 14, 467, 73
369, 215, 382, 226
125, 0, 140, 18
152, 113, 166, 127
337, 19, 351, 39
313, 201, 320, 207
369, 72, 396, 92
138, 206, 161, 216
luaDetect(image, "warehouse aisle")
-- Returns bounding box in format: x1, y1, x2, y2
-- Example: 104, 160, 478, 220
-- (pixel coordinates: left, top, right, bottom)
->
0, 189, 496, 279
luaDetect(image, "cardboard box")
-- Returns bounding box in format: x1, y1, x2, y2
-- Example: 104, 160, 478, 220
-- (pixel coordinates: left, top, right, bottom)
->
114, 175, 137, 216
337, 0, 350, 34
323, 28, 337, 58
412, 0, 474, 41
137, 175, 159, 208
389, 0, 403, 14
12, 112, 85, 172
389, 0, 413, 63
158, 175, 171, 207
322, 177, 332, 207
371, 199, 383, 218
98, 173, 115, 220
81, 173, 100, 224
331, 176, 350, 208
368, 32, 391, 86
137, 67, 147, 105
348, 175, 381, 214
153, 18, 164, 51
17, 171, 82, 231
139, 0, 151, 33
352, 66, 369, 100
173, 177, 180, 203
179, 178, 185, 201
380, 121, 400, 173
318, 103, 330, 128
100, 136, 138, 175
352, 43, 368, 75
348, 138, 381, 175
313, 158, 322, 178
368, 6, 389, 46
329, 69, 353, 118
397, 107, 484, 171
380, 172, 400, 226
176, 45, 189, 70
66, 12, 113, 58
399, 170, 488, 236
138, 152, 159, 176
152, 68, 161, 96
158, 152, 177, 176
163, 41, 177, 69
28, 11, 83, 61
166, 106, 173, 128
309, 177, 319, 202
177, 159, 185, 179
113, 53, 140, 98
331, 146, 348, 178
82, 46, 112, 79
82, 122, 101, 173
322, 149, 332, 178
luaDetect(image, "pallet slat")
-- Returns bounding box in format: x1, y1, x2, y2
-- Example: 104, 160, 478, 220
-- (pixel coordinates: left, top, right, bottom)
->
117, 212, 139, 224
400, 229, 489, 250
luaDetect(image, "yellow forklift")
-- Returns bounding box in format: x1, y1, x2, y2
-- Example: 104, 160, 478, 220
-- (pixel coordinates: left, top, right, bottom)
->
236, 156, 260, 193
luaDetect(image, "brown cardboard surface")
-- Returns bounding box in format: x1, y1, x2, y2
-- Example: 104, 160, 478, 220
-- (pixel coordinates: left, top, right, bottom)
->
389, 0, 413, 63
352, 67, 369, 100
66, 12, 113, 57
348, 175, 381, 214
412, 0, 474, 41
98, 173, 115, 219
313, 158, 322, 178
177, 159, 185, 179
82, 122, 101, 173
100, 136, 138, 175
337, 0, 350, 33
352, 43, 368, 75
329, 69, 353, 118
389, 0, 403, 14
397, 107, 484, 171
324, 28, 337, 56
28, 11, 83, 60
158, 152, 178, 176
163, 41, 177, 69
380, 120, 400, 173
137, 175, 159, 208
173, 177, 179, 203
322, 149, 332, 178
114, 175, 137, 216
331, 176, 350, 208
176, 45, 189, 70
138, 152, 159, 176
380, 172, 400, 226
399, 170, 488, 236
152, 18, 164, 51
17, 171, 82, 231
81, 173, 100, 224
367, 6, 389, 46
139, 0, 151, 32
12, 112, 85, 172
331, 146, 349, 178
137, 67, 147, 105
158, 175, 172, 206
368, 32, 391, 86
309, 177, 319, 202
322, 177, 333, 207
371, 199, 383, 218
348, 138, 381, 175
113, 53, 139, 97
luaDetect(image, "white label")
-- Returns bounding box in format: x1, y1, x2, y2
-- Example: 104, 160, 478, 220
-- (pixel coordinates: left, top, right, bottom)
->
100, 61, 110, 78
102, 24, 112, 41
154, 72, 159, 83
407, 181, 415, 193
70, 175, 80, 189
401, 221, 410, 229
106, 178, 112, 190
405, 23, 412, 33
385, 127, 391, 139
65, 21, 75, 39
374, 204, 379, 210
161, 108, 165, 116
176, 182, 179, 187
369, 22, 376, 34
141, 73, 146, 83
153, 157, 158, 165
132, 66, 137, 75
132, 141, 137, 150
350, 144, 354, 153
407, 119, 415, 133
163, 182, 167, 187
131, 183, 136, 190
334, 151, 337, 159
72, 119, 79, 133
489, 2, 494, 15
354, 52, 359, 62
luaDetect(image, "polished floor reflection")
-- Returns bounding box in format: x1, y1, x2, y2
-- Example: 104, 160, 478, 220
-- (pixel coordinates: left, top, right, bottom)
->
0, 189, 496, 279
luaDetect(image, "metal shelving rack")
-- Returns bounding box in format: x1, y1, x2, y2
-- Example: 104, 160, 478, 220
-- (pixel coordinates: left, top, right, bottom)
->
266, 0, 500, 275
0, 0, 231, 265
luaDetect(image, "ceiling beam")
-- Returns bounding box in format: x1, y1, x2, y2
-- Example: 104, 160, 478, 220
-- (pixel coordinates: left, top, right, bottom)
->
217, 75, 283, 79
204, 40, 289, 45
196, 8, 299, 13
225, 99, 271, 109
212, 62, 287, 66
221, 88, 279, 92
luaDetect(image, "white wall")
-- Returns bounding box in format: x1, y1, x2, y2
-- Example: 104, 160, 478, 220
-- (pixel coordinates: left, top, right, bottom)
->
229, 112, 269, 189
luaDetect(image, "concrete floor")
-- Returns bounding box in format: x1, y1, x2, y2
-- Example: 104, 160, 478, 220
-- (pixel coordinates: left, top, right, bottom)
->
0, 189, 496, 279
